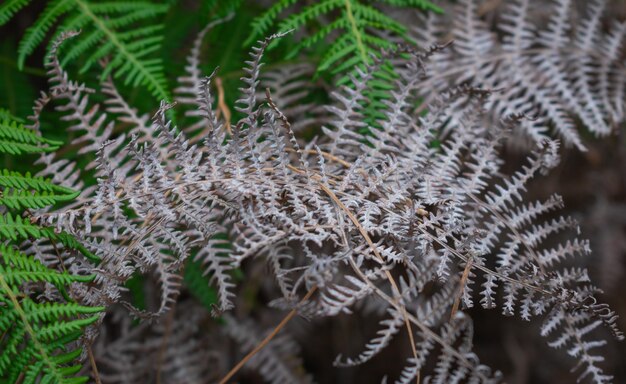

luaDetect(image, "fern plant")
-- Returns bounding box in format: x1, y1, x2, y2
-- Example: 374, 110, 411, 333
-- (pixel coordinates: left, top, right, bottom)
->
0, 113, 61, 155
411, 0, 626, 150
1, 1, 624, 382
31, 30, 623, 383
0, 112, 103, 383
246, 0, 446, 131
246, 0, 441, 76
0, 0, 171, 101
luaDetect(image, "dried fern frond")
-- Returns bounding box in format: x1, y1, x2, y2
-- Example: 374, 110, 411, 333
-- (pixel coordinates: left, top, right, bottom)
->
411, 0, 626, 150
223, 315, 313, 384
34, 30, 623, 383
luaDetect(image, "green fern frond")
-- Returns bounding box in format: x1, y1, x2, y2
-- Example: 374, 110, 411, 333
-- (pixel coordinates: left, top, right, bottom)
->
0, 246, 102, 384
244, 0, 298, 46
0, 245, 93, 287
40, 229, 100, 263
0, 213, 98, 262
17, 0, 72, 67
0, 111, 101, 383
246, 0, 442, 76
0, 117, 61, 155
0, 170, 79, 210
378, 0, 441, 10
246, 0, 441, 132
0, 212, 43, 240
0, 188, 78, 210
0, 0, 29, 25
0, 170, 74, 195
0, 109, 19, 121
0, 0, 170, 102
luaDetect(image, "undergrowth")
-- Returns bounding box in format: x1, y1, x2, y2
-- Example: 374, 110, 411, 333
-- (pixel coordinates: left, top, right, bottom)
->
0, 1, 625, 383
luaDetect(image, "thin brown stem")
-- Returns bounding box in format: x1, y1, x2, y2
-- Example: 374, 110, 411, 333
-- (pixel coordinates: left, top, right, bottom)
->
215, 77, 232, 135
87, 345, 102, 384
156, 301, 177, 384
218, 286, 317, 384
450, 256, 473, 322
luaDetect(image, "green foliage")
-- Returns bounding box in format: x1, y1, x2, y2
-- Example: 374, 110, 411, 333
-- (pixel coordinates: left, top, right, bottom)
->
0, 0, 29, 25
245, 0, 441, 76
0, 108, 22, 123
0, 170, 79, 210
0, 246, 102, 384
0, 42, 38, 120
0, 116, 61, 155
200, 0, 244, 20
0, 212, 44, 241
245, 0, 440, 134
0, 111, 102, 383
184, 260, 219, 311
0, 0, 171, 102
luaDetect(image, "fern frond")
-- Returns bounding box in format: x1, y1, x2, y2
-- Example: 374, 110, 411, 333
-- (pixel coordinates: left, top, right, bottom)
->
194, 235, 236, 314
15, 0, 71, 67
411, 0, 626, 149
334, 307, 404, 367
244, 0, 298, 46
0, 97, 101, 384
224, 315, 314, 384
0, 212, 42, 241
33, 26, 623, 383
0, 212, 97, 265
540, 274, 623, 384
0, 246, 102, 384
246, 0, 441, 76
0, 170, 79, 210
0, 0, 170, 102
93, 302, 219, 383
0, 188, 77, 210
0, 116, 61, 155
0, 0, 29, 25
258, 62, 331, 132
175, 15, 234, 138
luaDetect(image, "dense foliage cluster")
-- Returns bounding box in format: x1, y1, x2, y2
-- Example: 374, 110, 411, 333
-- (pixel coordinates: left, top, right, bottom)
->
0, 1, 624, 383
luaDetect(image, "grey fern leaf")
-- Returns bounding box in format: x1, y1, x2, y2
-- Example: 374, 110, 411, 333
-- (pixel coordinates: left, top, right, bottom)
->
411, 0, 626, 150
175, 15, 234, 140
258, 62, 332, 133
35, 28, 623, 383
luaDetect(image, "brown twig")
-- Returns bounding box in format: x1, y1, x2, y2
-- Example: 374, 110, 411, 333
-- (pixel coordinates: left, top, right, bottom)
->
218, 286, 318, 384
450, 256, 473, 322
156, 300, 178, 384
215, 77, 232, 135
87, 345, 102, 384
